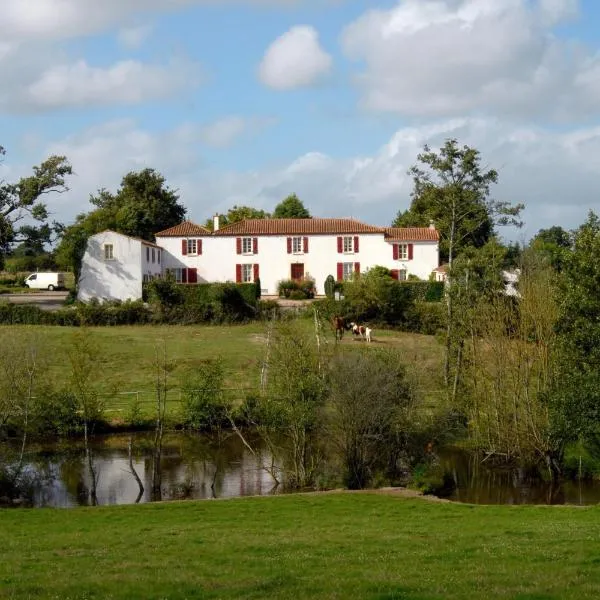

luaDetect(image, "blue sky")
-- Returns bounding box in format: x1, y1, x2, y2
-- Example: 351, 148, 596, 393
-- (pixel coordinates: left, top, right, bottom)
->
1, 0, 600, 239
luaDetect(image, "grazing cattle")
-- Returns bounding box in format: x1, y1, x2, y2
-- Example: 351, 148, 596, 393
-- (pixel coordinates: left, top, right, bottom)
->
350, 322, 368, 340
365, 327, 372, 343
331, 316, 346, 341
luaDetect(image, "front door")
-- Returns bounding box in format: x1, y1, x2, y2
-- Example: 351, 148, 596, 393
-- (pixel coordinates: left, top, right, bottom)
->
291, 263, 304, 280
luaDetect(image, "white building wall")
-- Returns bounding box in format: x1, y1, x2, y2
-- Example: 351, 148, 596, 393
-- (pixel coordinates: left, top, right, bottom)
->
78, 231, 144, 302
141, 243, 164, 282
157, 232, 439, 295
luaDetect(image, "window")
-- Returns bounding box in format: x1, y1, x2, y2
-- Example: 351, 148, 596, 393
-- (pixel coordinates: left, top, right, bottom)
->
399, 269, 407, 281
167, 268, 183, 283
342, 262, 354, 281
143, 274, 150, 283
292, 237, 302, 253
104, 244, 114, 260
397, 244, 408, 260
187, 239, 197, 255
242, 237, 253, 254
151, 248, 155, 263
146, 247, 150, 261
343, 236, 354, 253
241, 264, 253, 282
157, 250, 161, 264
28, 274, 37, 281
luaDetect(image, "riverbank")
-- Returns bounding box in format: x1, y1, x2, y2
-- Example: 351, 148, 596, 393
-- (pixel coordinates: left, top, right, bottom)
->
1, 492, 599, 599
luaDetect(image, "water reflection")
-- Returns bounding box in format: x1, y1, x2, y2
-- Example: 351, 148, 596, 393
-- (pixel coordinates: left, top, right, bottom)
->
438, 448, 600, 505
4, 432, 280, 508
4, 435, 600, 507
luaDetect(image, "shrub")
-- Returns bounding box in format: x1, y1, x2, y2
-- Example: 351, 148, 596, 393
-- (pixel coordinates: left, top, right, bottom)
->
277, 277, 316, 299
324, 274, 335, 299
257, 299, 281, 320
182, 359, 230, 430
32, 390, 82, 436
402, 301, 446, 335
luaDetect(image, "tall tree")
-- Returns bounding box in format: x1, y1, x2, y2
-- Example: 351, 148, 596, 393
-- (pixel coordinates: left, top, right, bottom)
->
396, 139, 523, 388
91, 169, 186, 241
394, 139, 522, 264
0, 146, 72, 269
204, 205, 270, 231
273, 194, 310, 218
529, 226, 571, 272
55, 168, 185, 282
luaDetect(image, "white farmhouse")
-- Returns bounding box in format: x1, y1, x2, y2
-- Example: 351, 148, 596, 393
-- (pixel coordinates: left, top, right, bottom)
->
155, 216, 439, 296
78, 217, 440, 301
78, 231, 163, 302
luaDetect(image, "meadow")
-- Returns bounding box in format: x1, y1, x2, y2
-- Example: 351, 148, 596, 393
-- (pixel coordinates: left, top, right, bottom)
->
4, 322, 444, 423
1, 492, 600, 599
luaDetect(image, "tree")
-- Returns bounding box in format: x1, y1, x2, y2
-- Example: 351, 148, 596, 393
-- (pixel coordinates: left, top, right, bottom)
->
204, 205, 270, 231
55, 168, 185, 283
394, 139, 523, 264
0, 146, 72, 269
90, 169, 185, 241
272, 194, 310, 219
395, 139, 523, 387
530, 226, 571, 272
327, 350, 413, 489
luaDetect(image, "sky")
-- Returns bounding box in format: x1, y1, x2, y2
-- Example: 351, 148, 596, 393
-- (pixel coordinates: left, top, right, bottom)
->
1, 0, 600, 242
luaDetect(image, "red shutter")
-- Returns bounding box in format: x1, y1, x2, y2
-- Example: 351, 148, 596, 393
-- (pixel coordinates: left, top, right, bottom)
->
337, 262, 343, 281
287, 238, 292, 254
391, 269, 399, 280
181, 239, 187, 255
235, 264, 242, 283
197, 239, 202, 255
303, 237, 308, 253
354, 236, 359, 253
188, 268, 198, 284
354, 262, 360, 274
253, 238, 258, 254
337, 237, 343, 253
236, 238, 241, 254
408, 243, 414, 260
393, 244, 399, 260
181, 268, 188, 284
253, 264, 259, 282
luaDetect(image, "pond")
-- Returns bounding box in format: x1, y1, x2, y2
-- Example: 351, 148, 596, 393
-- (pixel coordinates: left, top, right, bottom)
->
2, 433, 600, 507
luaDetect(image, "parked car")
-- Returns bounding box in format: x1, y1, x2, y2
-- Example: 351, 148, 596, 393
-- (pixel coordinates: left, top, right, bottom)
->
24, 272, 66, 291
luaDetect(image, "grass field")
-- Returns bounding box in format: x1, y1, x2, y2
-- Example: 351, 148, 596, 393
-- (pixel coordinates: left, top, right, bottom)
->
4, 322, 444, 422
1, 492, 600, 599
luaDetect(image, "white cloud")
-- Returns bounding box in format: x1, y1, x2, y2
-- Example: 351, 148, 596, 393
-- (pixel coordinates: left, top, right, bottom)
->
0, 0, 325, 43
341, 0, 600, 120
12, 116, 600, 239
117, 23, 154, 49
22, 59, 199, 110
259, 25, 332, 90
198, 116, 276, 148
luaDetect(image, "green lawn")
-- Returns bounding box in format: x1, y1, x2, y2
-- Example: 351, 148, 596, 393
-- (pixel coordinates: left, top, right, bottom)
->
5, 322, 443, 423
1, 492, 599, 599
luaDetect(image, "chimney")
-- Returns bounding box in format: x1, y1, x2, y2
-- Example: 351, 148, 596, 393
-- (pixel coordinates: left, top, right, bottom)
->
213, 214, 220, 232
429, 219, 435, 230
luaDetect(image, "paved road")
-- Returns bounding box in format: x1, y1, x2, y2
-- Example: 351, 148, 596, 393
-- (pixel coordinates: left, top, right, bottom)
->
1, 291, 69, 311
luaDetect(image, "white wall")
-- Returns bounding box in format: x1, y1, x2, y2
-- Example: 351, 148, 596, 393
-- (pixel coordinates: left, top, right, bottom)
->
157, 233, 439, 295
141, 243, 164, 282
78, 231, 145, 302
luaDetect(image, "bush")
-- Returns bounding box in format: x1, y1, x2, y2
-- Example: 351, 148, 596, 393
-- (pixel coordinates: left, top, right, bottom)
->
32, 390, 82, 436
324, 274, 335, 299
257, 299, 281, 320
402, 301, 446, 335
278, 277, 316, 299
182, 359, 230, 430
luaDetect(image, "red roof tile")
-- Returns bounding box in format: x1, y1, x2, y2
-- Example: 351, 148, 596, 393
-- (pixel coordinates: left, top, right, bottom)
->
155, 220, 211, 237
383, 227, 439, 241
213, 218, 384, 236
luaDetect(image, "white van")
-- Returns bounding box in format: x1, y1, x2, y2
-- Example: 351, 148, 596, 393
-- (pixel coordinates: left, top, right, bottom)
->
24, 272, 65, 291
